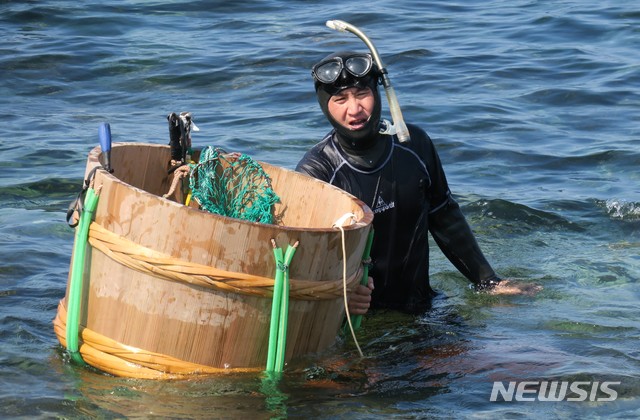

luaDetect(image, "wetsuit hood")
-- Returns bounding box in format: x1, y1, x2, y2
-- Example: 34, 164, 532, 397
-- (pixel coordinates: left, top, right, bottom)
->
313, 51, 382, 151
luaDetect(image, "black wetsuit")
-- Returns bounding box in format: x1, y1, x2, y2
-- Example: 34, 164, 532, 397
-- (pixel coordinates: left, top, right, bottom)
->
296, 123, 500, 313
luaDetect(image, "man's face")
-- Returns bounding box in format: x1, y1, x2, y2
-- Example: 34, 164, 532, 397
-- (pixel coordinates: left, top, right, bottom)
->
327, 87, 375, 131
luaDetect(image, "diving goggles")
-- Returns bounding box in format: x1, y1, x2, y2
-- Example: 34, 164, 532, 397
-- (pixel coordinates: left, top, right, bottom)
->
312, 53, 374, 84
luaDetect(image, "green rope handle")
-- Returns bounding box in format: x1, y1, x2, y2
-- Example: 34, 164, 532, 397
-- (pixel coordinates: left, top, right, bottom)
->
66, 187, 100, 364
275, 244, 297, 372
266, 244, 284, 372
351, 229, 375, 330
266, 240, 298, 372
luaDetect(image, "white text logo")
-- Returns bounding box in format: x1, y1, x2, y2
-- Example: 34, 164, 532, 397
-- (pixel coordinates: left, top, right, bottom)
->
373, 196, 395, 214
490, 381, 620, 402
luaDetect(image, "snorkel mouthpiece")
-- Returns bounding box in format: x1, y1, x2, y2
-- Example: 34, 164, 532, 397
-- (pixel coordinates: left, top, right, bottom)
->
325, 20, 410, 143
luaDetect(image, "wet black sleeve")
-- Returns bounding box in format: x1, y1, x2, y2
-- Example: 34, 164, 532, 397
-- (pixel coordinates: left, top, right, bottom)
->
416, 128, 501, 289
429, 198, 501, 289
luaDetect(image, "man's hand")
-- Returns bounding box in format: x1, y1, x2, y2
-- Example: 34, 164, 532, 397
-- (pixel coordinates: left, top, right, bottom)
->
489, 279, 542, 296
347, 277, 374, 315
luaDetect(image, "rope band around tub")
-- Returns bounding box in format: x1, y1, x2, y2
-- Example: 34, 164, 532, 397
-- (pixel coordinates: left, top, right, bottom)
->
53, 302, 261, 379
87, 222, 362, 300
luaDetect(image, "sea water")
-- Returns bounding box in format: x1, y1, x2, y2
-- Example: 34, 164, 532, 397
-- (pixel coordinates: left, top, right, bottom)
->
1, 1, 638, 418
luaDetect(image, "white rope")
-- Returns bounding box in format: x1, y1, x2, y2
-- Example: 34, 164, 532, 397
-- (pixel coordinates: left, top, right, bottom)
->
333, 213, 364, 358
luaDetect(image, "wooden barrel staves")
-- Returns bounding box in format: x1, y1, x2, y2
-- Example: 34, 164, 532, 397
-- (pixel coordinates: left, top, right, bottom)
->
53, 143, 373, 379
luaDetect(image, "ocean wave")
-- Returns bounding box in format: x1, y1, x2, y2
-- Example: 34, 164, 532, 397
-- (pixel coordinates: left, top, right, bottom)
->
520, 88, 621, 107
0, 178, 80, 212
464, 199, 583, 232
604, 199, 640, 221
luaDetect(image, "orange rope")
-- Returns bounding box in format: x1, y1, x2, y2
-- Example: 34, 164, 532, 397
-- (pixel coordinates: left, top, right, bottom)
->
87, 222, 362, 300
162, 165, 190, 200
53, 301, 261, 379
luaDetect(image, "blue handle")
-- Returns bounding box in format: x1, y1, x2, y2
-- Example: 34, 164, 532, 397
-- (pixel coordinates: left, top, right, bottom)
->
98, 122, 113, 172
99, 122, 111, 152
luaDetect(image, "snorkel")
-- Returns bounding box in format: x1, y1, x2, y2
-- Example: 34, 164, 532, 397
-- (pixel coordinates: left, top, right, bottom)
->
326, 19, 410, 143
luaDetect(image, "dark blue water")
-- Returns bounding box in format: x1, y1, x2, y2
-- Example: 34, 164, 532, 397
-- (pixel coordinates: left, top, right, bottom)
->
1, 1, 639, 418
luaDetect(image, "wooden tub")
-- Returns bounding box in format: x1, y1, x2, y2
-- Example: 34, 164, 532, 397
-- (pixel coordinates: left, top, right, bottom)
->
53, 143, 373, 379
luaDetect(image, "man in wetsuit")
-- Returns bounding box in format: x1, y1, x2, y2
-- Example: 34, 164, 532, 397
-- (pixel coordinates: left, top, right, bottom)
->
296, 51, 535, 315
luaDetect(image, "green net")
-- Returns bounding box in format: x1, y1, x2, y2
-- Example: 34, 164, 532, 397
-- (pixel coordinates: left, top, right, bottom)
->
188, 146, 280, 224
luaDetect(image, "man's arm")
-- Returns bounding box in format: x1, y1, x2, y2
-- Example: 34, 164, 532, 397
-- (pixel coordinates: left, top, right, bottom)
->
429, 198, 542, 295
429, 197, 501, 288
